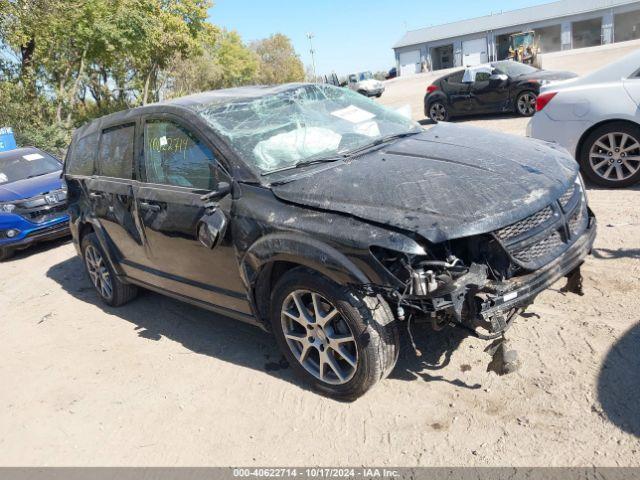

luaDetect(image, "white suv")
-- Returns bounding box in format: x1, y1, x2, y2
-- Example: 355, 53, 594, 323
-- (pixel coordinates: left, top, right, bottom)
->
347, 71, 385, 98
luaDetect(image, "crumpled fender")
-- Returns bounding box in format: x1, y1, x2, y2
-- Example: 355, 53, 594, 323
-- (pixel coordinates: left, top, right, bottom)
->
240, 232, 369, 288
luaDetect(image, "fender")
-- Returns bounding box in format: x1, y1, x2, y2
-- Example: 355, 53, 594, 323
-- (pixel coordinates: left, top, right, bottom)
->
74, 214, 127, 277
241, 232, 370, 288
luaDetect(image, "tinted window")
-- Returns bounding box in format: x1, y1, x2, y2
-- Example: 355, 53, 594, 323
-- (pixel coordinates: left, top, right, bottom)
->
0, 149, 60, 185
475, 71, 491, 82
143, 120, 220, 189
67, 132, 98, 176
492, 61, 538, 77
446, 71, 464, 83
98, 124, 135, 179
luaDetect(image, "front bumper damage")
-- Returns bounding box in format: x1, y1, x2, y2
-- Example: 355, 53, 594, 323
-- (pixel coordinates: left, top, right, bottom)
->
378, 210, 596, 339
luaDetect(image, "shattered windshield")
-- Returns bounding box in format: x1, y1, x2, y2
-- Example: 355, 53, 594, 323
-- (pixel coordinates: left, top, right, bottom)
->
192, 84, 420, 174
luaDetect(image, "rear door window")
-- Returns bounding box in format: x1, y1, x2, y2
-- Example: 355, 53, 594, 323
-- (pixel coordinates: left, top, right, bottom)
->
98, 124, 135, 179
143, 119, 223, 190
67, 132, 98, 176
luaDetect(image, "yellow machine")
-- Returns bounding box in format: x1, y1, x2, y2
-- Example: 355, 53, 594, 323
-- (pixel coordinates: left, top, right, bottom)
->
508, 31, 542, 68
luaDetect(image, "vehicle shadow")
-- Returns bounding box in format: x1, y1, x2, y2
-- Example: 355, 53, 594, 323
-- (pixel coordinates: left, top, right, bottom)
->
45, 256, 476, 397
586, 184, 640, 193
45, 255, 302, 383
3, 236, 70, 263
419, 112, 522, 126
592, 247, 640, 260
389, 322, 482, 390
597, 322, 640, 437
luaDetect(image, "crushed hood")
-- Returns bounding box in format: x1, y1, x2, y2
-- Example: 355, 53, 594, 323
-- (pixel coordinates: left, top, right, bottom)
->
271, 123, 578, 243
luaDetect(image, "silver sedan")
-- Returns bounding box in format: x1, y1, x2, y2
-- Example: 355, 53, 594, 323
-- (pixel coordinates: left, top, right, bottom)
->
528, 49, 640, 188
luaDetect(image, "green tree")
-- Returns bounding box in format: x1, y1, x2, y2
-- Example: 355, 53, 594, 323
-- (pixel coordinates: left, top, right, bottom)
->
252, 33, 305, 85
164, 29, 259, 98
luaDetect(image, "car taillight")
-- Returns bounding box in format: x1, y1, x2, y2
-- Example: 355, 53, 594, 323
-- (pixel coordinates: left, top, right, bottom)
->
426, 85, 439, 94
536, 92, 557, 112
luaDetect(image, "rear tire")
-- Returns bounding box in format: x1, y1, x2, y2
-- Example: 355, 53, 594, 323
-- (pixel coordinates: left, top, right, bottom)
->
0, 247, 15, 261
428, 101, 449, 122
516, 90, 537, 117
579, 122, 640, 188
81, 233, 138, 307
270, 268, 399, 400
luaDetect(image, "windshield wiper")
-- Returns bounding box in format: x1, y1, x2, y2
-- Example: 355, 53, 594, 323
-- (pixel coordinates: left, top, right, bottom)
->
261, 155, 345, 175
339, 130, 422, 157
26, 172, 50, 179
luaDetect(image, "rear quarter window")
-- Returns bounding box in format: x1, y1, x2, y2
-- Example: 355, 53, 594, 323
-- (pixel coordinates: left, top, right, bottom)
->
98, 124, 135, 179
445, 71, 465, 84
67, 132, 98, 176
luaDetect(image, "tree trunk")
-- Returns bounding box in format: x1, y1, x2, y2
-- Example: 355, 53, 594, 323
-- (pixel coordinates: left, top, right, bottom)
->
65, 46, 88, 127
20, 38, 36, 97
142, 63, 157, 105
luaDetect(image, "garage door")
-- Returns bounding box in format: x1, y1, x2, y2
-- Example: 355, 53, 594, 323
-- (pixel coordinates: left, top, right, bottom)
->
462, 38, 488, 66
399, 50, 421, 76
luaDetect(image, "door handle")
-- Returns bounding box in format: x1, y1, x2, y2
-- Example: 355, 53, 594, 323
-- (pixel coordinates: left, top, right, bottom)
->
89, 192, 103, 198
139, 201, 161, 212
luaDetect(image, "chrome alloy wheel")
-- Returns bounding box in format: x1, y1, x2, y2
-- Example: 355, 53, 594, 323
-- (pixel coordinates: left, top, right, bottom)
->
280, 290, 358, 385
429, 103, 447, 122
589, 132, 640, 182
517, 92, 536, 115
84, 245, 113, 300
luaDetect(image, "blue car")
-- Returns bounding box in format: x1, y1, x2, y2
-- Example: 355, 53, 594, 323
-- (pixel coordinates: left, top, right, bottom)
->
0, 147, 70, 260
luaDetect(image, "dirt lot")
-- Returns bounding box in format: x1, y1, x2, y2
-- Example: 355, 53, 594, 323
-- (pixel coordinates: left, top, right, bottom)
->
1, 44, 639, 467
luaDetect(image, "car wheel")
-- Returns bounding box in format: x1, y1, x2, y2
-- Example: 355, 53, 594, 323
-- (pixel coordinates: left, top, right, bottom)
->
357, 90, 368, 96
375, 93, 382, 98
81, 233, 138, 306
516, 91, 537, 116
580, 122, 640, 188
270, 268, 399, 400
0, 247, 15, 261
428, 102, 449, 122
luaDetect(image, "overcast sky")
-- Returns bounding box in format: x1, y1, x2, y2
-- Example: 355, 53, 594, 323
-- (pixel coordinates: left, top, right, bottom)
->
208, 0, 550, 75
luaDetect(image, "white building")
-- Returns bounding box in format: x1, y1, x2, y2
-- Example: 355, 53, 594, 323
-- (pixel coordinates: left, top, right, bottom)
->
393, 0, 640, 75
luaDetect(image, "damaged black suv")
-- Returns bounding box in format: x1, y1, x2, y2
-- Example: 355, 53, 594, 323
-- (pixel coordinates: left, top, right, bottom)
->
65, 83, 596, 400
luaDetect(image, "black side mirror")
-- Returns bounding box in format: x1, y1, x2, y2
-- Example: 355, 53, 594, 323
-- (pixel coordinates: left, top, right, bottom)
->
197, 209, 228, 249
200, 181, 231, 203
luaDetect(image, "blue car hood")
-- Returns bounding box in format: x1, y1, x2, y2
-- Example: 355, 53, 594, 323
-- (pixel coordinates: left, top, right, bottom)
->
0, 171, 64, 202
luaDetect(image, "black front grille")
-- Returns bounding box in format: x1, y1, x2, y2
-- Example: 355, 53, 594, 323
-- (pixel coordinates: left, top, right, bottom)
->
495, 206, 554, 241
13, 188, 68, 223
27, 204, 68, 223
493, 181, 588, 269
558, 184, 575, 208
511, 230, 564, 263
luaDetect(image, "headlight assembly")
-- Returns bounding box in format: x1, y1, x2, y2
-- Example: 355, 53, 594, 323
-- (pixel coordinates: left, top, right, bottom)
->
0, 203, 16, 213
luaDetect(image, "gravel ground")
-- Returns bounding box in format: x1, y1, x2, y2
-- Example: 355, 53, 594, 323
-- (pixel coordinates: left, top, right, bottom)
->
1, 43, 639, 467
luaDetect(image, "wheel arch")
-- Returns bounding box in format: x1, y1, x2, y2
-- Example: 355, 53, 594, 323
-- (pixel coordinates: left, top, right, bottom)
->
77, 218, 126, 276
240, 233, 370, 325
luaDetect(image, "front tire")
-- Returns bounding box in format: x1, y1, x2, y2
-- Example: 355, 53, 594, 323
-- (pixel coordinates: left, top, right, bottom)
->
516, 91, 537, 116
579, 122, 640, 188
81, 233, 138, 307
0, 247, 15, 261
270, 268, 399, 400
